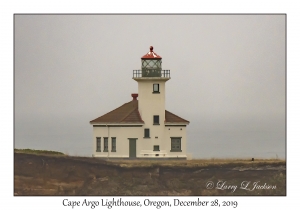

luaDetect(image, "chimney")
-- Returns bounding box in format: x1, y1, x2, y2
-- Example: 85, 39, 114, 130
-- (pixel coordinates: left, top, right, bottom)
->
131, 93, 138, 100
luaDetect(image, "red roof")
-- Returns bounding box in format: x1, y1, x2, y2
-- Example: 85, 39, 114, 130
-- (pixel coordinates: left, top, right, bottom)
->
141, 46, 162, 59
90, 99, 189, 124
165, 110, 190, 123
90, 100, 144, 124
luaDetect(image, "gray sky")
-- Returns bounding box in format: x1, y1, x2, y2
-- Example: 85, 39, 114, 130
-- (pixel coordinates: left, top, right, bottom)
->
14, 15, 285, 159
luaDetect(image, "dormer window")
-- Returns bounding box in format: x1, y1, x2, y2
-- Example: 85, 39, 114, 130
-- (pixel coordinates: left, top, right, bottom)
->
153, 84, 159, 93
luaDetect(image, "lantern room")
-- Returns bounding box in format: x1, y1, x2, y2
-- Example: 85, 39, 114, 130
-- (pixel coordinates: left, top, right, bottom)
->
141, 46, 162, 71
133, 46, 170, 78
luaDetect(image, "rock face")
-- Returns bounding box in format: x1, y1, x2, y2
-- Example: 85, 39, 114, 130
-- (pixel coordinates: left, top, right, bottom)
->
14, 153, 286, 196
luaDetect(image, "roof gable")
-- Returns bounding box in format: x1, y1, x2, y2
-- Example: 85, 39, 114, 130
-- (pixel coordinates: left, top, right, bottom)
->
90, 100, 144, 124
165, 110, 189, 123
90, 100, 189, 124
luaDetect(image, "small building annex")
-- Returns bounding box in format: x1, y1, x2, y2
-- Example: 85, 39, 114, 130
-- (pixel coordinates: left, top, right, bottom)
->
90, 46, 189, 159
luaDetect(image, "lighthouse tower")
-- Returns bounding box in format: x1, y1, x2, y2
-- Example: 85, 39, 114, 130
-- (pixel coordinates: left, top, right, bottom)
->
133, 46, 170, 126
133, 47, 170, 148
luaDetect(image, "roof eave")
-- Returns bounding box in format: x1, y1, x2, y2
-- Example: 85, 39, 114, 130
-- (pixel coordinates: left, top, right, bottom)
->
164, 122, 190, 125
90, 122, 144, 125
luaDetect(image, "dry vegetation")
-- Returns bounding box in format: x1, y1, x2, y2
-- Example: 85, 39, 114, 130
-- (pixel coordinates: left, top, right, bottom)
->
108, 158, 285, 168
14, 148, 65, 156
14, 149, 286, 196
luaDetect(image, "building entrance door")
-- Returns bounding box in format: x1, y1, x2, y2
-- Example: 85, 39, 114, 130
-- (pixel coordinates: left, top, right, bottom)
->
128, 138, 137, 158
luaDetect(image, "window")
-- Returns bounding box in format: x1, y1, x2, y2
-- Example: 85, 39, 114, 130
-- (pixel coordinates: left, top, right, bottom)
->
103, 137, 108, 152
153, 145, 160, 151
142, 60, 161, 69
153, 84, 159, 93
171, 137, 182, 152
96, 137, 101, 152
144, 129, 150, 138
111, 137, 116, 152
153, 115, 159, 125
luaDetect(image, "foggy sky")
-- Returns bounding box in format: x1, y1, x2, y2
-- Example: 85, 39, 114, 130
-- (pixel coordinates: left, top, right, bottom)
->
14, 15, 285, 159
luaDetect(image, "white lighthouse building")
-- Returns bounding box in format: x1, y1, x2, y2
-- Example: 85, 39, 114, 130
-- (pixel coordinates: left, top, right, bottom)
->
90, 46, 189, 159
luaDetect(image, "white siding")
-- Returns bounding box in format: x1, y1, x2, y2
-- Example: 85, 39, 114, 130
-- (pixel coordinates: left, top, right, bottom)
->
92, 125, 187, 159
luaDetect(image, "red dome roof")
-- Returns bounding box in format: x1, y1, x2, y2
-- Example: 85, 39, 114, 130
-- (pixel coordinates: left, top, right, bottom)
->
141, 46, 162, 59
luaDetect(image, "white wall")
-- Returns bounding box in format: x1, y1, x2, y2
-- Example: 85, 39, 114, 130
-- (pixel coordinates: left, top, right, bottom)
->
92, 126, 142, 158
164, 126, 187, 158
92, 125, 187, 158
135, 78, 170, 157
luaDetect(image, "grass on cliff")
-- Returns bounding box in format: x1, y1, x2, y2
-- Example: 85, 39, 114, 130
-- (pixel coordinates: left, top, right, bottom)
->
107, 158, 286, 168
14, 148, 285, 168
14, 148, 65, 156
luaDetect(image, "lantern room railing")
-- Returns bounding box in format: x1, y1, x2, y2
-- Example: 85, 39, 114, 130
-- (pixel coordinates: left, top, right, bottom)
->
133, 70, 170, 78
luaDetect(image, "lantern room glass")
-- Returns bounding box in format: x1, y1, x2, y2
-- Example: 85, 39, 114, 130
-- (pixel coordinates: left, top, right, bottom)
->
142, 59, 162, 69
